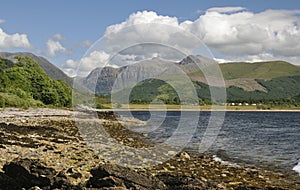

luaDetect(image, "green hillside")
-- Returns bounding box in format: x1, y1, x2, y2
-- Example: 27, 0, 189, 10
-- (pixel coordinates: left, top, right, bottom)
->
0, 56, 72, 108
117, 75, 300, 106
219, 61, 300, 79
0, 52, 73, 85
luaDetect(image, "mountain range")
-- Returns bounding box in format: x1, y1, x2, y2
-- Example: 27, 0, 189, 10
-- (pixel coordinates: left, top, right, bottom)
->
1, 52, 300, 107
80, 55, 300, 105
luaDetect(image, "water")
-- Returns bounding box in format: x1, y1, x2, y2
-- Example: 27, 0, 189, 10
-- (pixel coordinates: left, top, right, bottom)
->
125, 111, 300, 176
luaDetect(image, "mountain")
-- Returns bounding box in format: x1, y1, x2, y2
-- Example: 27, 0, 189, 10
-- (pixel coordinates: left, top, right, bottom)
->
82, 58, 177, 95
0, 52, 72, 86
219, 61, 300, 79
178, 56, 300, 92
0, 56, 72, 108
81, 56, 300, 105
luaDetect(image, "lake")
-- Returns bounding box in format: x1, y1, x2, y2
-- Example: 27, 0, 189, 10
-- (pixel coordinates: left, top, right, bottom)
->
123, 111, 300, 176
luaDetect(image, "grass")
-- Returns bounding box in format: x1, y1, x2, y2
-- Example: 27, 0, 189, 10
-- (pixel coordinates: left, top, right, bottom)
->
220, 61, 300, 79
188, 61, 300, 80
0, 92, 44, 109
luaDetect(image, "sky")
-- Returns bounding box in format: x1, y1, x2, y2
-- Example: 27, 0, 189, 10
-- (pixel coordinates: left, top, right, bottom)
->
0, 0, 300, 76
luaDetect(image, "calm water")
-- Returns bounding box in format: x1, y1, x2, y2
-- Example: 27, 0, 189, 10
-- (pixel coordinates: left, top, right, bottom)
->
124, 111, 300, 176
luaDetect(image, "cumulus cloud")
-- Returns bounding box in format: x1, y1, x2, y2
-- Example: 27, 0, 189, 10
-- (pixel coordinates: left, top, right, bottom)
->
188, 8, 300, 62
63, 50, 110, 77
0, 28, 32, 50
103, 11, 200, 57
207, 7, 246, 13
52, 33, 66, 41
66, 8, 300, 77
103, 9, 300, 64
45, 39, 66, 57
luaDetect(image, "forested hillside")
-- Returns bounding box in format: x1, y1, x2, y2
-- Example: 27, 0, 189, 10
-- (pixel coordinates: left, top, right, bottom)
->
0, 56, 72, 108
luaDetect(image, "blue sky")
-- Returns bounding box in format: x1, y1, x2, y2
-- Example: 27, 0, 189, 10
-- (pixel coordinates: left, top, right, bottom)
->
0, 0, 300, 76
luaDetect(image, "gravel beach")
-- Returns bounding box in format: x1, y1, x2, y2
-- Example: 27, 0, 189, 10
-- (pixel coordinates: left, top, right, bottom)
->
0, 108, 299, 189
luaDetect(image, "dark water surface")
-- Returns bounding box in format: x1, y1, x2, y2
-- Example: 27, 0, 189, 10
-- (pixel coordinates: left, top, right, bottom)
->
124, 111, 300, 176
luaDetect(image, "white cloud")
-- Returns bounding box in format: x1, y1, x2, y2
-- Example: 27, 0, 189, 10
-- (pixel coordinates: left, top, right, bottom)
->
0, 19, 5, 24
63, 50, 110, 77
220, 53, 300, 65
102, 11, 200, 61
185, 8, 300, 64
53, 33, 66, 41
0, 28, 32, 50
66, 8, 300, 77
45, 39, 66, 57
102, 9, 300, 64
207, 7, 246, 13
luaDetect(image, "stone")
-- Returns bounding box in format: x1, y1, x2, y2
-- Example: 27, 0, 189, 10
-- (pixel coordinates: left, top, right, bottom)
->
69, 172, 83, 179
28, 186, 42, 190
86, 163, 167, 189
3, 158, 56, 188
156, 173, 208, 190
0, 172, 21, 190
2, 158, 81, 190
180, 152, 191, 160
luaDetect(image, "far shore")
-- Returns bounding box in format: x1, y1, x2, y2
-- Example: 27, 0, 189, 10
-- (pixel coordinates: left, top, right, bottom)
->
97, 108, 300, 112
1, 106, 300, 114
93, 104, 300, 112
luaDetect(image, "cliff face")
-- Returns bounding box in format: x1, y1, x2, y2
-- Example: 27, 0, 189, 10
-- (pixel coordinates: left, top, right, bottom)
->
82, 67, 119, 95
82, 58, 176, 95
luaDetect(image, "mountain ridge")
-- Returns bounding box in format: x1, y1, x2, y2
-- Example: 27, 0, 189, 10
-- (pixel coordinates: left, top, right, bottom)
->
1, 52, 299, 107
83, 56, 300, 94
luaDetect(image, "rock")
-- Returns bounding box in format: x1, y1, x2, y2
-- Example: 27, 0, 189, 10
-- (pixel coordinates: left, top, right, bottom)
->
89, 175, 126, 188
167, 151, 177, 156
3, 158, 56, 188
0, 172, 21, 190
86, 163, 167, 189
127, 137, 134, 142
70, 172, 83, 179
179, 152, 191, 160
156, 173, 208, 190
2, 158, 81, 189
229, 181, 243, 185
28, 186, 42, 190
51, 170, 80, 190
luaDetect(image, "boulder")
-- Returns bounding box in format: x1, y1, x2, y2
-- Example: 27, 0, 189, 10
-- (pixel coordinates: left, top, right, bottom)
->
156, 173, 210, 190
3, 158, 56, 188
87, 163, 167, 189
0, 172, 21, 190
2, 158, 81, 189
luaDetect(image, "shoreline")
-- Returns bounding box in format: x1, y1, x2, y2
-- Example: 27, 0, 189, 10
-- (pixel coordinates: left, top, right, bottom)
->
1, 107, 300, 113
0, 108, 299, 189
87, 108, 300, 112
